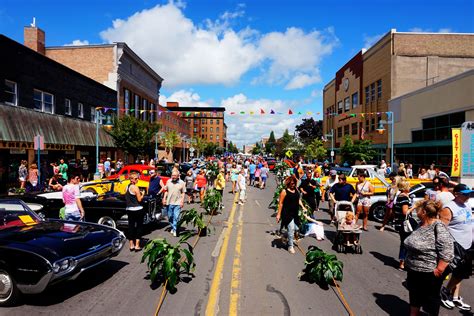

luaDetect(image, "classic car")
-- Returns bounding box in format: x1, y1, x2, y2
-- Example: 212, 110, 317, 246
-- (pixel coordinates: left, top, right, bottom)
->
0, 199, 125, 306
107, 164, 155, 182
16, 180, 162, 229
265, 157, 277, 171
368, 183, 474, 222
321, 165, 391, 194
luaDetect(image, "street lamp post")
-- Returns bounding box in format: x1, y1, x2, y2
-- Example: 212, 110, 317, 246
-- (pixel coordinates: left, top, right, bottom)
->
324, 129, 334, 163
95, 111, 113, 180
376, 111, 394, 168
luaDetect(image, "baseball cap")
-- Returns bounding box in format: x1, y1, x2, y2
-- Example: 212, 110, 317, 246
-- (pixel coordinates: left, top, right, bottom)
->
453, 183, 474, 195
330, 170, 337, 176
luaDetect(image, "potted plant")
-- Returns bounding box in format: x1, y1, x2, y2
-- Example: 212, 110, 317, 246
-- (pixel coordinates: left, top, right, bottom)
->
205, 162, 219, 188
178, 208, 209, 237
300, 246, 343, 287
141, 234, 195, 292
202, 188, 221, 215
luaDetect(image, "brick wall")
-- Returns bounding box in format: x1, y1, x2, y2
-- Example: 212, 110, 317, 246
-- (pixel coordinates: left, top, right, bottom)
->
394, 33, 474, 57
46, 46, 115, 85
24, 27, 45, 55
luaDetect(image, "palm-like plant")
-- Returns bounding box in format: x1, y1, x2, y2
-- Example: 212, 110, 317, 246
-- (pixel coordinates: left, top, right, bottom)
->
300, 246, 344, 286
141, 234, 195, 291
162, 131, 181, 156
202, 188, 221, 214
178, 208, 208, 235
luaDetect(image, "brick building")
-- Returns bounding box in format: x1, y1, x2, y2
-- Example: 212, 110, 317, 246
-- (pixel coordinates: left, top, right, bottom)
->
165, 102, 227, 149
323, 29, 474, 164
0, 33, 117, 191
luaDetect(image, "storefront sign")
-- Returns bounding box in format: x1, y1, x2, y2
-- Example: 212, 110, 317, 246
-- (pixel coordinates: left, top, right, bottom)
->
65, 150, 75, 155
0, 141, 74, 151
80, 151, 90, 155
451, 128, 461, 177
10, 149, 26, 154
461, 121, 474, 178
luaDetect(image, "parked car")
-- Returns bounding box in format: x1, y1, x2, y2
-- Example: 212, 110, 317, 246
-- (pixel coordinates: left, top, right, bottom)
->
107, 164, 155, 181
321, 165, 391, 194
0, 199, 125, 306
15, 181, 162, 229
368, 183, 474, 222
265, 157, 277, 171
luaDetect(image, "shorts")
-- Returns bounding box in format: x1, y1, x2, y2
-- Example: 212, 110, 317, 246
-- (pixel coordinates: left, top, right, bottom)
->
186, 188, 194, 195
452, 249, 473, 280
249, 174, 255, 180
19, 177, 25, 182
197, 186, 205, 192
358, 198, 371, 207
406, 270, 443, 315
261, 176, 267, 183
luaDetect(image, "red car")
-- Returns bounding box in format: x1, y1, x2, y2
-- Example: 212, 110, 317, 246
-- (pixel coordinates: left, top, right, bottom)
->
265, 158, 277, 171
107, 164, 171, 183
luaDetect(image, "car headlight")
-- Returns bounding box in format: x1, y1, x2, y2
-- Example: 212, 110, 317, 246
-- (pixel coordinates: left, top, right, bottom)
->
52, 257, 77, 274
112, 237, 124, 250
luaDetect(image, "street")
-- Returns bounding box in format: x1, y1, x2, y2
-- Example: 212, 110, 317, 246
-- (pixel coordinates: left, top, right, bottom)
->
3, 175, 473, 316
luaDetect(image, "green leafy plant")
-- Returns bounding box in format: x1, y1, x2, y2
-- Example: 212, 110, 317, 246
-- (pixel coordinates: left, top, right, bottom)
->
269, 182, 285, 210
300, 246, 344, 286
141, 234, 195, 291
202, 188, 221, 214
298, 200, 311, 231
178, 208, 209, 235
205, 162, 219, 186
8, 187, 26, 195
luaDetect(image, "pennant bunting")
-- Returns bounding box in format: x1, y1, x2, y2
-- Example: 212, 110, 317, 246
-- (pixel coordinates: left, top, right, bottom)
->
288, 109, 293, 115
260, 109, 265, 114
270, 109, 275, 114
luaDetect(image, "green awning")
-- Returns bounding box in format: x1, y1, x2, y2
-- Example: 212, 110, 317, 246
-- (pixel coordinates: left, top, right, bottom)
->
0, 104, 115, 147
394, 140, 451, 148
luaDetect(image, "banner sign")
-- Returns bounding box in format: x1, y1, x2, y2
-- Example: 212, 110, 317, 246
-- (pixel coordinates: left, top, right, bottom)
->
0, 141, 74, 151
461, 121, 474, 178
451, 128, 461, 177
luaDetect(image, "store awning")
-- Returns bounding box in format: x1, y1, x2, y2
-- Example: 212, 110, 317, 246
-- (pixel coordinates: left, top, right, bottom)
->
0, 105, 115, 147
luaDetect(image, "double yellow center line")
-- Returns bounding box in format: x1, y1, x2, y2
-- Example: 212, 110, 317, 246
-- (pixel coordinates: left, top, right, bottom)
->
205, 193, 243, 316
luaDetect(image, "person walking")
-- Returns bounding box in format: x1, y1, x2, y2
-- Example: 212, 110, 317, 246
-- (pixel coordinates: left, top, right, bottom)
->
299, 169, 317, 213
276, 175, 308, 254
322, 170, 339, 223
62, 174, 85, 221
184, 170, 196, 204
215, 168, 226, 209
404, 200, 454, 316
104, 158, 112, 177
328, 174, 357, 224
439, 184, 473, 311
393, 180, 412, 271
312, 170, 323, 212
427, 164, 436, 180
27, 163, 39, 191
196, 169, 207, 203
163, 170, 186, 237
125, 172, 144, 251
379, 173, 400, 232
237, 168, 247, 205
248, 160, 256, 186
354, 172, 375, 231
230, 163, 239, 193
260, 163, 269, 189
18, 160, 28, 189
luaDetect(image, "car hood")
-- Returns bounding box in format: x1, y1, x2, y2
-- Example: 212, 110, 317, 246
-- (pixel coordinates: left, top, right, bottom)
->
0, 220, 120, 261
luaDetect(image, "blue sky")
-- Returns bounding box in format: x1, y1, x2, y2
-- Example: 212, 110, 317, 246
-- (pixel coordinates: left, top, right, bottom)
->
1, 0, 473, 146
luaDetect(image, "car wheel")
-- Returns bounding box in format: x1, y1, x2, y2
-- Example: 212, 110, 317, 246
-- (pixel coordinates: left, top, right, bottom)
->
97, 216, 117, 228
370, 203, 386, 223
0, 269, 20, 306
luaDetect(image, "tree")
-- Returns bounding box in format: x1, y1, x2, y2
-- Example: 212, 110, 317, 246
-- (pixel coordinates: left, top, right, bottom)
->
274, 129, 294, 158
162, 131, 181, 155
252, 142, 262, 155
108, 115, 160, 161
228, 141, 239, 154
191, 137, 207, 157
305, 139, 327, 162
295, 118, 323, 145
203, 142, 218, 156
340, 135, 377, 164
265, 131, 276, 155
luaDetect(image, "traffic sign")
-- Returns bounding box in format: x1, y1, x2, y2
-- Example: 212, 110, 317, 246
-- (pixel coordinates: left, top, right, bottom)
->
190, 152, 194, 157
34, 135, 44, 150
331, 150, 334, 157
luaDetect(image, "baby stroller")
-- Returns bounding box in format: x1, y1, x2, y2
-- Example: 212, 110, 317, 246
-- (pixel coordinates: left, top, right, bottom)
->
334, 201, 363, 254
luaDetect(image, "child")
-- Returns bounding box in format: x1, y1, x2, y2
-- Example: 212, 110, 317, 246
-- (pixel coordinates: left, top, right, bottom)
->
303, 212, 325, 241
339, 211, 358, 246
237, 169, 246, 205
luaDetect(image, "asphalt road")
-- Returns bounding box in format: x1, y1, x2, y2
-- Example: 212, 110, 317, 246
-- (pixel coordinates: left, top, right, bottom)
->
3, 175, 473, 316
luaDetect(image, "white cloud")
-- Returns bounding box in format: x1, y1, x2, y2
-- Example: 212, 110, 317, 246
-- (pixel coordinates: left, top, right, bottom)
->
65, 39, 90, 46
362, 33, 383, 50
160, 90, 214, 108
99, 2, 337, 89
409, 27, 453, 33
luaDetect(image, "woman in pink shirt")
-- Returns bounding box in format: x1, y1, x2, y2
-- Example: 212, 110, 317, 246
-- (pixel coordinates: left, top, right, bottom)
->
195, 170, 207, 203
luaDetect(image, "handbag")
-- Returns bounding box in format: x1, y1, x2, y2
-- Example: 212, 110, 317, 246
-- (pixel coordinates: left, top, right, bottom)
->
403, 212, 417, 233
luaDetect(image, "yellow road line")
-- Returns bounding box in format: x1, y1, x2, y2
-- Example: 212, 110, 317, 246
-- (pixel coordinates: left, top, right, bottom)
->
229, 205, 243, 316
205, 193, 239, 316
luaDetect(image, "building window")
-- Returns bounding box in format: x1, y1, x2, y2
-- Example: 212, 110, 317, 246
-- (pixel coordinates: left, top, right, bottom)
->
210, 127, 213, 133
337, 101, 343, 114
33, 89, 54, 113
377, 79, 382, 99
201, 127, 205, 133
150, 103, 155, 122
370, 83, 375, 102
344, 97, 350, 111
371, 118, 376, 131
351, 92, 358, 109
124, 89, 130, 113
210, 135, 213, 140
210, 119, 213, 124
65, 99, 71, 115
365, 86, 370, 104
216, 127, 220, 133
216, 135, 219, 140
202, 119, 205, 124
344, 125, 349, 136
91, 107, 96, 123
142, 99, 147, 121
365, 119, 370, 132
134, 95, 140, 118
78, 103, 84, 118
5, 80, 17, 105
351, 123, 358, 135
337, 127, 342, 138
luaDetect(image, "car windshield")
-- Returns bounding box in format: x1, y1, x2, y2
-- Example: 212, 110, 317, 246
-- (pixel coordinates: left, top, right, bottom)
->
0, 201, 41, 230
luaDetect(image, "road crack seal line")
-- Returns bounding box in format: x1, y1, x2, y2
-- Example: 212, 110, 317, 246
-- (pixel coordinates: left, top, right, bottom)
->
229, 205, 244, 316
266, 284, 291, 316
205, 193, 239, 316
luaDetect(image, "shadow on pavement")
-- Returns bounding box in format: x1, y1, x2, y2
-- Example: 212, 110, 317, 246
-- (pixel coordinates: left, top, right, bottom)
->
22, 259, 129, 306
370, 251, 399, 269
373, 293, 409, 315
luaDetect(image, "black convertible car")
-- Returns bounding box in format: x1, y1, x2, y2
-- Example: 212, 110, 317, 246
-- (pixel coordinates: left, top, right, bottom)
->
0, 199, 126, 306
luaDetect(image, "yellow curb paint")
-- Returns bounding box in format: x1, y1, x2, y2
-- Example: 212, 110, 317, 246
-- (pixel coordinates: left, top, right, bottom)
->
205, 193, 239, 316
229, 205, 243, 316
